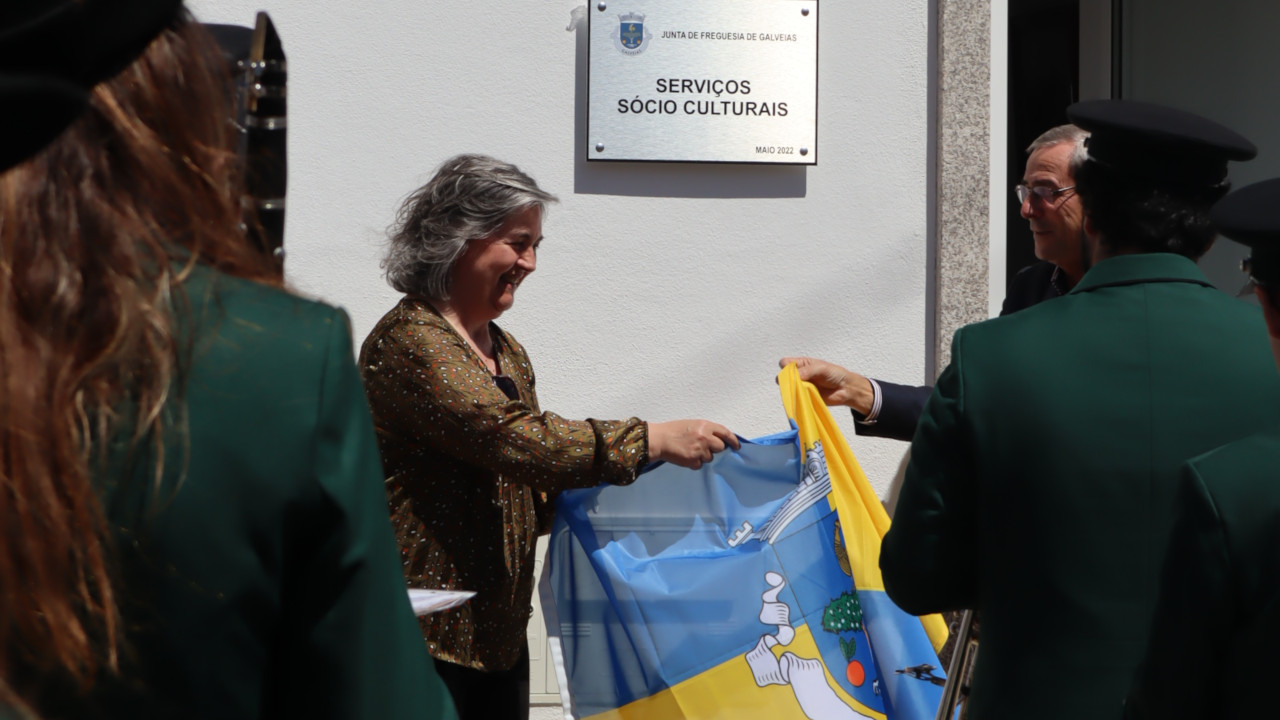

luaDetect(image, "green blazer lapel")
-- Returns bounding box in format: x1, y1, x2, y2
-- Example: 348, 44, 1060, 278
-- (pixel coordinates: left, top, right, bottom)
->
1071, 253, 1214, 294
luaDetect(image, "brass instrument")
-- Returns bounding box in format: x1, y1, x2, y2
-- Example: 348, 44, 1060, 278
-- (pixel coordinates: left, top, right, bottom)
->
935, 610, 980, 720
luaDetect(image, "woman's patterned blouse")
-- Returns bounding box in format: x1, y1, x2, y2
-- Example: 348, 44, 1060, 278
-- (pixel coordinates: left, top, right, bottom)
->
359, 297, 647, 671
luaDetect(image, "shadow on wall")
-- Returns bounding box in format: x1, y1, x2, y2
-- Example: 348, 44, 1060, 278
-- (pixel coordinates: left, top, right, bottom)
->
566, 5, 808, 200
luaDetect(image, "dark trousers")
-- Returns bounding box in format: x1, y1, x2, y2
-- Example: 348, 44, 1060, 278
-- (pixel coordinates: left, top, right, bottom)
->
433, 644, 530, 720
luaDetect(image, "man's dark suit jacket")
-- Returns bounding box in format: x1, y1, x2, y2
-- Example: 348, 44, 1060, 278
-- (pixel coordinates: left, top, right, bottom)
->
858, 261, 1063, 441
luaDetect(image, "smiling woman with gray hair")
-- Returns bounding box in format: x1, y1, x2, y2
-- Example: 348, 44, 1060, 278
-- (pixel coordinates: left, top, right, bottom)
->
382, 154, 554, 302
359, 154, 738, 720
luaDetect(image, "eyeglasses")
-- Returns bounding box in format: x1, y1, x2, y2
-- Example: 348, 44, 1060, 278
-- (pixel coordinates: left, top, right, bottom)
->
1015, 184, 1075, 205
1238, 257, 1267, 296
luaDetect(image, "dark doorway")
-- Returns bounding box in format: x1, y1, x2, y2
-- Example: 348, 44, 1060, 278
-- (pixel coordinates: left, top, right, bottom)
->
1005, 0, 1079, 290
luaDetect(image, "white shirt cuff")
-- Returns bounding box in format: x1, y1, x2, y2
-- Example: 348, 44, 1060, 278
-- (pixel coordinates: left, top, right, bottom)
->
857, 378, 883, 424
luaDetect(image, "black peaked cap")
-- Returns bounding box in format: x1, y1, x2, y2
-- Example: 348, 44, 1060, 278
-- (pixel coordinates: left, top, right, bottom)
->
0, 0, 183, 172
1067, 99, 1256, 188
1212, 178, 1280, 287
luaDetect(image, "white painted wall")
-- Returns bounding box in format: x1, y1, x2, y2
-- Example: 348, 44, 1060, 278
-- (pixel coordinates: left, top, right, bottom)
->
188, 0, 932, 497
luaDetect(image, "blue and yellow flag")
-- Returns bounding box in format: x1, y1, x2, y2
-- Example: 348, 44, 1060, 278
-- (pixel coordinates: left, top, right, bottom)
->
546, 366, 948, 719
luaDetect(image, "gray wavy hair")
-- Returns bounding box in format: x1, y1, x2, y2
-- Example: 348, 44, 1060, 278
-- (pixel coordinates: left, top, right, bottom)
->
383, 154, 558, 301
1026, 124, 1090, 175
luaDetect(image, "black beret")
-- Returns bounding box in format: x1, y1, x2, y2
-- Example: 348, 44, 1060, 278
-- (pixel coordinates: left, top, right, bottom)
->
0, 0, 183, 172
1212, 178, 1280, 288
1067, 99, 1256, 188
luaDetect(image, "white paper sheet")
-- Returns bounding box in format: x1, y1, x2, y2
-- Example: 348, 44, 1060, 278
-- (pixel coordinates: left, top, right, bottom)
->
407, 589, 475, 616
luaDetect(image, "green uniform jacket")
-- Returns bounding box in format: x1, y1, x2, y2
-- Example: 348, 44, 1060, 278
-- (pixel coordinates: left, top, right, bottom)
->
880, 253, 1280, 720
1125, 428, 1280, 719
51, 266, 456, 719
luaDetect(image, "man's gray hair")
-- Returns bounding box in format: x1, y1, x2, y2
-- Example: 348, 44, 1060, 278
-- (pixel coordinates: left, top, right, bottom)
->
1026, 124, 1090, 175
383, 154, 558, 301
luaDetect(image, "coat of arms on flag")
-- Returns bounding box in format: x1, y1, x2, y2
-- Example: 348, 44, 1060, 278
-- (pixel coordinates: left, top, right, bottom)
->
543, 366, 950, 720
612, 12, 652, 55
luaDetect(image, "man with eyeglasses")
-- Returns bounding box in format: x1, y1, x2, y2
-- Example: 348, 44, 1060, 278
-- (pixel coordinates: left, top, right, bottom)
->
1010, 124, 1089, 310
1124, 178, 1280, 720
879, 100, 1280, 719
781, 124, 1089, 443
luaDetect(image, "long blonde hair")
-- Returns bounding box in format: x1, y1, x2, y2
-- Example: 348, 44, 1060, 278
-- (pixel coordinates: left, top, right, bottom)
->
0, 12, 279, 713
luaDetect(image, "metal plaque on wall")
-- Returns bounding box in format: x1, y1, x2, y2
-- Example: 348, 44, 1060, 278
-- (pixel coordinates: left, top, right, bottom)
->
588, 0, 818, 165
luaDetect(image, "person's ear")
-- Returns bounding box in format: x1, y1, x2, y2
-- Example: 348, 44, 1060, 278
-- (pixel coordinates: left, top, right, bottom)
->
1082, 214, 1098, 239
1082, 214, 1104, 265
